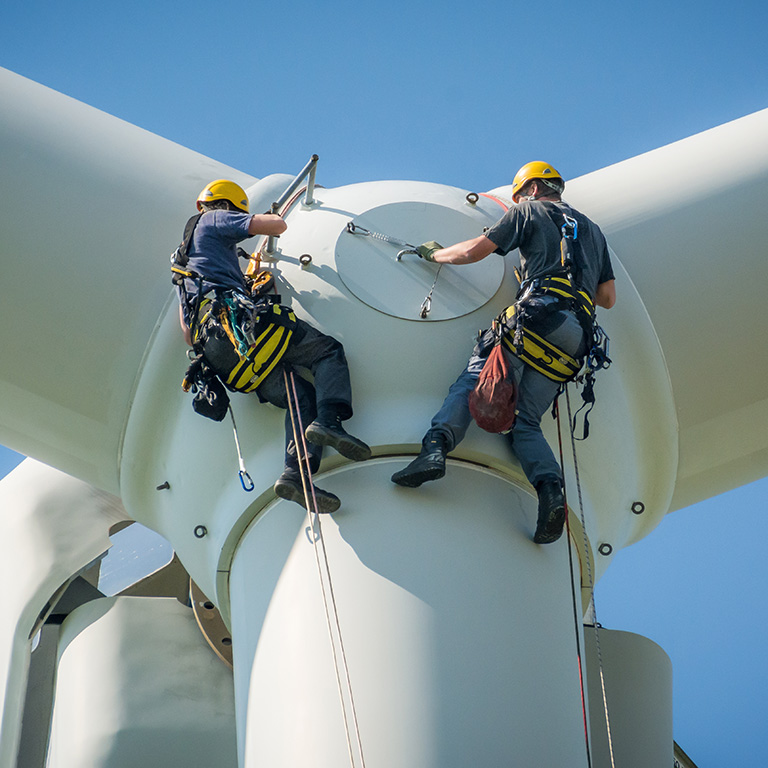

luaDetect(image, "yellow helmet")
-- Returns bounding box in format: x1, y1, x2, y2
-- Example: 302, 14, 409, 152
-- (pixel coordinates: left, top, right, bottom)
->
511, 161, 564, 202
196, 179, 250, 213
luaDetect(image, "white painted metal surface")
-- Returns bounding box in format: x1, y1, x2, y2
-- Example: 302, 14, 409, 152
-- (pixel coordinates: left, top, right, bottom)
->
230, 460, 591, 767
337, 199, 505, 319
585, 629, 673, 767
47, 597, 238, 768
0, 460, 124, 768
0, 67, 258, 492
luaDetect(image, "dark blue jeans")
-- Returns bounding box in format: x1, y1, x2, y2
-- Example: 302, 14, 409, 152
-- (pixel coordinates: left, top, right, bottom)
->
430, 311, 586, 487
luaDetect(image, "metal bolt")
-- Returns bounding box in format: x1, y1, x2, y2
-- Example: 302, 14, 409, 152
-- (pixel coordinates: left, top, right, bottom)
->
156, 481, 170, 491
299, 253, 312, 267
466, 192, 479, 205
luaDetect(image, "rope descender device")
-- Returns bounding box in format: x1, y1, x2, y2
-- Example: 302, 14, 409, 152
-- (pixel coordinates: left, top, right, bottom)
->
345, 221, 420, 261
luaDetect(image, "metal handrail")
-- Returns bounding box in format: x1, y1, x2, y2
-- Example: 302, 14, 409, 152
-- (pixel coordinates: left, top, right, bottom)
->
265, 154, 319, 255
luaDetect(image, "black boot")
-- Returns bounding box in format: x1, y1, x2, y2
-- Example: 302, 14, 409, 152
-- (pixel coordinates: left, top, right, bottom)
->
274, 470, 341, 514
391, 431, 448, 487
533, 479, 566, 544
305, 416, 371, 462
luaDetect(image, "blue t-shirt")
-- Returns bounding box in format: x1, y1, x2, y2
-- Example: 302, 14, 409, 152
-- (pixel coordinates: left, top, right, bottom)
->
178, 209, 252, 324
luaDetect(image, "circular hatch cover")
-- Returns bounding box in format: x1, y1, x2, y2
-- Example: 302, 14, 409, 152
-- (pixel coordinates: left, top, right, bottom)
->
335, 201, 505, 321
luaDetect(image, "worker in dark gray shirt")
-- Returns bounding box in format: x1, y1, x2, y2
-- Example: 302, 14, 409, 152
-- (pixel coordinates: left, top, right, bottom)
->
391, 162, 616, 544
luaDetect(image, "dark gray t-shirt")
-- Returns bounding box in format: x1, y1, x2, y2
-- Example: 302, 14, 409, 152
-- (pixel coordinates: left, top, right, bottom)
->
485, 200, 614, 301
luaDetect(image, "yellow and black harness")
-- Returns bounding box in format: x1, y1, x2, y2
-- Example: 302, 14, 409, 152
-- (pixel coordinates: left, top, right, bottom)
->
495, 208, 611, 438
191, 293, 296, 393
498, 274, 596, 384
171, 215, 297, 419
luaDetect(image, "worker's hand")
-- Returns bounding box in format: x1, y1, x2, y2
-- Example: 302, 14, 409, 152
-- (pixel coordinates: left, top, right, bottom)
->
417, 241, 443, 262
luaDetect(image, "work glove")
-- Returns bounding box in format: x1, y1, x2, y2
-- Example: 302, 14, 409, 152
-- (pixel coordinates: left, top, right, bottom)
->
417, 241, 443, 262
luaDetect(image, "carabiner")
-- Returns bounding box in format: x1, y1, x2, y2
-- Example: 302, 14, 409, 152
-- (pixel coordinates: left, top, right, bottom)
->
561, 215, 578, 240
239, 470, 254, 492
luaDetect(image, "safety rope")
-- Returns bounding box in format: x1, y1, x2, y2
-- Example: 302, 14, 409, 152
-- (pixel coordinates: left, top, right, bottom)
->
228, 406, 254, 491
554, 397, 593, 768
283, 371, 367, 768
559, 386, 617, 768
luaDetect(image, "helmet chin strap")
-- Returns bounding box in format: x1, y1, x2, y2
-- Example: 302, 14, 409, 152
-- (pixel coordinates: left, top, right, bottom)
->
522, 178, 563, 201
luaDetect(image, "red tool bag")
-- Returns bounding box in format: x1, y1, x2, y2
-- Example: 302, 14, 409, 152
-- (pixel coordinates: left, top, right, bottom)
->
469, 341, 518, 433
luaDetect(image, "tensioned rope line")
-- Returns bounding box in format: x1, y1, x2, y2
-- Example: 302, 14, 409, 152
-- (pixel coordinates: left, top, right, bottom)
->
563, 385, 617, 768
283, 370, 368, 768
555, 396, 593, 768
345, 221, 440, 318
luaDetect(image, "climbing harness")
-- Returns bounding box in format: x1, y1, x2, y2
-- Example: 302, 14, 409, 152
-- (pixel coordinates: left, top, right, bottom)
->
495, 206, 611, 437
172, 218, 296, 491
345, 221, 419, 261
228, 406, 254, 491
554, 390, 616, 768
283, 370, 367, 768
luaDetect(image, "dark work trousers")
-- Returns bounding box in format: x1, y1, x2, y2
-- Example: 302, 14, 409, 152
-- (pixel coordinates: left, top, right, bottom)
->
430, 310, 587, 488
256, 320, 354, 475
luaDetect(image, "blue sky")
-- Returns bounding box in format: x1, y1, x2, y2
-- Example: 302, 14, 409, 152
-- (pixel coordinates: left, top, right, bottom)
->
3, 1, 767, 764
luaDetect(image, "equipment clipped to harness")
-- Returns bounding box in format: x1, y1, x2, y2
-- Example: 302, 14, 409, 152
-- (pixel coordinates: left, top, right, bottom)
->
496, 205, 612, 440
182, 353, 231, 422
229, 406, 254, 492
498, 301, 584, 383
469, 323, 518, 433
569, 324, 611, 441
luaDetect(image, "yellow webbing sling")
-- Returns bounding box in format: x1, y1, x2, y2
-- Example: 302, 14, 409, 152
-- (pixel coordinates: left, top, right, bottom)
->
499, 304, 582, 383
498, 272, 594, 384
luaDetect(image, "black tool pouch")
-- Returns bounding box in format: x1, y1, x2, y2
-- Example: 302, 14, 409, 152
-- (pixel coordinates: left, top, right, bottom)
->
183, 354, 230, 421
191, 370, 230, 422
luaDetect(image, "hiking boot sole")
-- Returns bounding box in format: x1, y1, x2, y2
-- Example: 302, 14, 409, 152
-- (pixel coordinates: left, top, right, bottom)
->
305, 423, 372, 462
274, 477, 340, 514
533, 506, 566, 544
391, 462, 445, 488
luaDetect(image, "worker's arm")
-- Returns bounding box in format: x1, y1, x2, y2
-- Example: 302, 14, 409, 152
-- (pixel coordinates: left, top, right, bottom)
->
421, 235, 499, 265
249, 213, 287, 237
179, 305, 193, 346
595, 279, 616, 309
